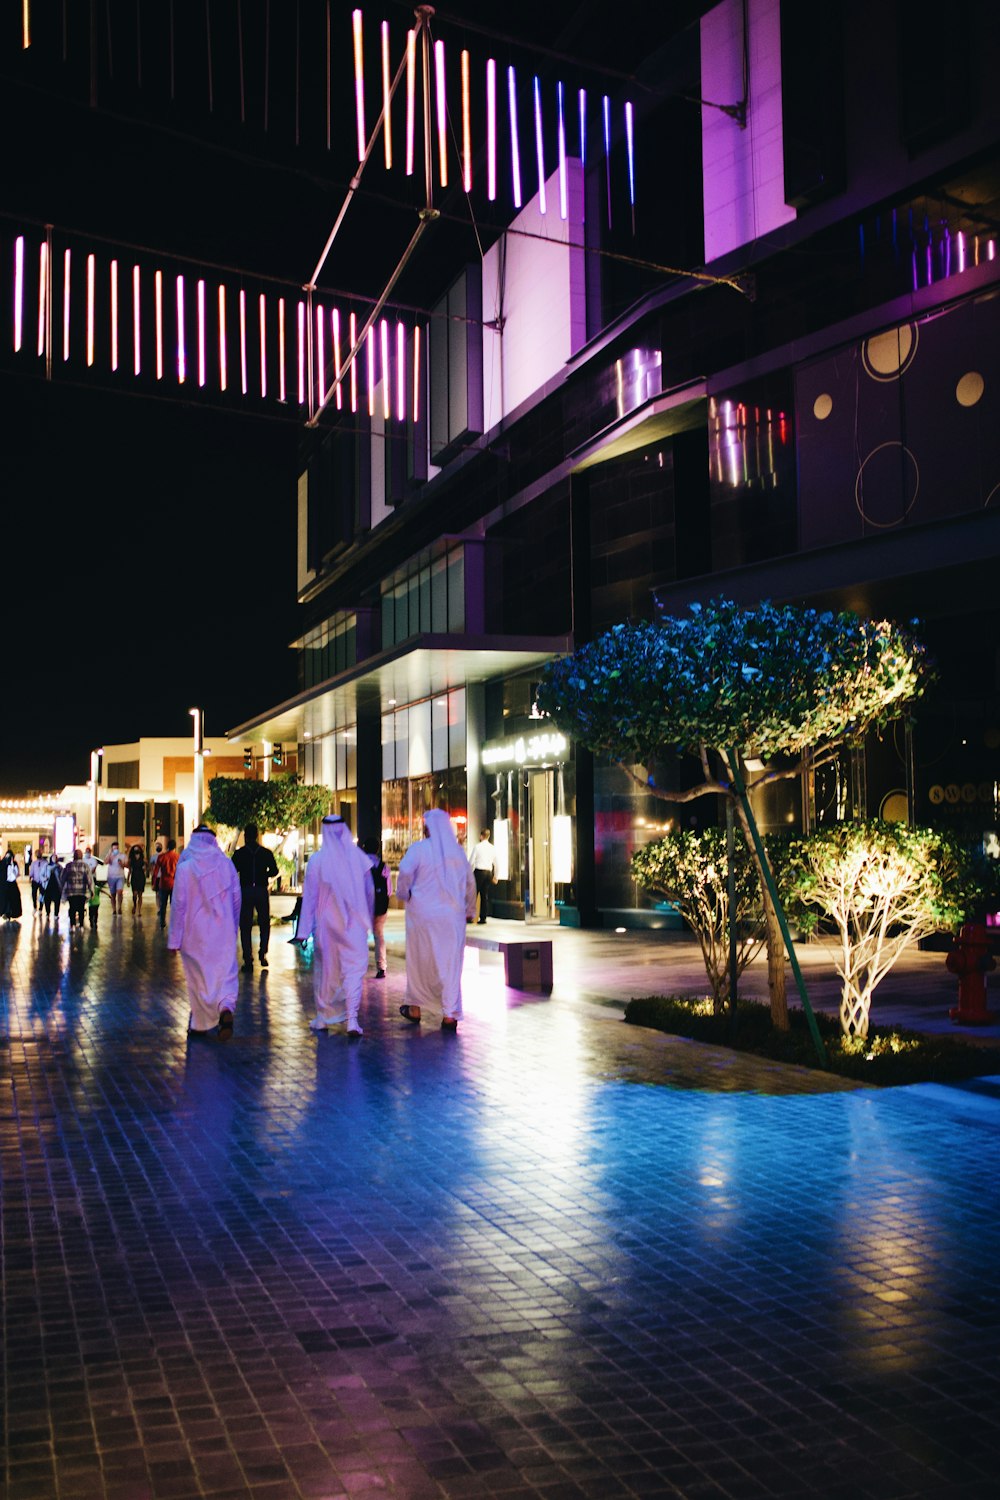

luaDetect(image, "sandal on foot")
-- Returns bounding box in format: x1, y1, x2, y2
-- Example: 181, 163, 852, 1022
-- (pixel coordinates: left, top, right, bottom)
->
441, 1016, 458, 1031
399, 1004, 421, 1024
218, 1009, 234, 1032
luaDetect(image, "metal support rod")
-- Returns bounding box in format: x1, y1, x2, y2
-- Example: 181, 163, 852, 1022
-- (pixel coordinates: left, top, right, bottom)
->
728, 749, 828, 1068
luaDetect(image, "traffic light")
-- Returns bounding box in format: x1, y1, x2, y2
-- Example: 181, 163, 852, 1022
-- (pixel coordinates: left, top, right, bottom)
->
273, 743, 283, 768
243, 747, 253, 770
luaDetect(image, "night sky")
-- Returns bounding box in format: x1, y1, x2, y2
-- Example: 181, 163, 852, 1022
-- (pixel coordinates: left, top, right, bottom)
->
0, 0, 705, 792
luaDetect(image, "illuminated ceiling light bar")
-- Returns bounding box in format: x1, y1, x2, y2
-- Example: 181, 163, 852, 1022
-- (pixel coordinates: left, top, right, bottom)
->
297, 300, 306, 405
176, 274, 186, 383
37, 242, 47, 358
352, 9, 366, 161
367, 324, 375, 416
349, 310, 358, 412
625, 100, 635, 210
278, 296, 286, 403
508, 66, 522, 208
110, 258, 119, 371
557, 82, 568, 220
405, 28, 416, 175
239, 289, 248, 394
396, 321, 405, 420
13, 236, 24, 353
435, 40, 448, 188
381, 20, 392, 168
413, 323, 421, 422
62, 248, 71, 361
155, 269, 164, 379
380, 317, 390, 419
132, 265, 141, 375
316, 302, 326, 406
533, 76, 547, 214
197, 278, 206, 386
218, 284, 227, 391
461, 49, 472, 193
579, 87, 587, 168
259, 293, 267, 398
332, 306, 343, 409
86, 252, 95, 367
486, 58, 497, 201
603, 94, 612, 226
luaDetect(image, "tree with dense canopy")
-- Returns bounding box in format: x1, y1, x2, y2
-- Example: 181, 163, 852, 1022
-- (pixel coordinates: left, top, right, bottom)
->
208, 775, 332, 848
536, 598, 928, 1028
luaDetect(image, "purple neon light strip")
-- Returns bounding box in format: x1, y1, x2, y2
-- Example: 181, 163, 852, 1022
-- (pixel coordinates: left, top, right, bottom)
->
557, 82, 567, 220
508, 66, 522, 208
533, 77, 546, 214
487, 59, 497, 201
625, 101, 635, 206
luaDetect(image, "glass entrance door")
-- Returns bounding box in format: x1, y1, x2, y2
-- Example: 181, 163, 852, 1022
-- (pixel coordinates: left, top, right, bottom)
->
527, 769, 555, 921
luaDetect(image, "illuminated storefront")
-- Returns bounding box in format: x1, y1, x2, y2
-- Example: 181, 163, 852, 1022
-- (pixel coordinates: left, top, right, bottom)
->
479, 726, 574, 922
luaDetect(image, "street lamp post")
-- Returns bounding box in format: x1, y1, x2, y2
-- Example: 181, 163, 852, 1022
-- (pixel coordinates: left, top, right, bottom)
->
190, 708, 204, 827
89, 748, 103, 849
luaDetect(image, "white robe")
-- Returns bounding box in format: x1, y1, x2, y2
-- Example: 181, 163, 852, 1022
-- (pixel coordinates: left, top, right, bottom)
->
396, 809, 477, 1019
297, 821, 374, 1030
168, 831, 242, 1031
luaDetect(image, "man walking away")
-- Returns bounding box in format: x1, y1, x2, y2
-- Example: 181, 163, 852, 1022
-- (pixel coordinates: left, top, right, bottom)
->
29, 849, 49, 912
397, 809, 477, 1031
295, 817, 374, 1037
62, 849, 94, 929
43, 855, 63, 923
154, 840, 179, 929
168, 824, 241, 1035
469, 827, 497, 923
231, 823, 279, 972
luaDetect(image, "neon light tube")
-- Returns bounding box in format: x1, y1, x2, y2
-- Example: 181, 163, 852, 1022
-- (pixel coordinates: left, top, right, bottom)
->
278, 297, 286, 403
259, 293, 267, 398
13, 236, 24, 353
22, 0, 29, 49
349, 311, 358, 412
86, 253, 95, 367
435, 40, 448, 188
218, 284, 227, 391
381, 20, 392, 168
461, 50, 471, 193
332, 306, 342, 409
579, 88, 587, 168
957, 229, 966, 274
110, 258, 118, 371
380, 318, 390, 419
176, 274, 185, 384
396, 321, 405, 420
62, 248, 71, 361
297, 300, 305, 405
132, 265, 141, 375
197, 278, 206, 386
405, 29, 416, 175
508, 66, 522, 208
557, 82, 567, 220
413, 323, 421, 422
239, 289, 248, 394
37, 242, 47, 358
487, 59, 497, 201
625, 101, 635, 207
352, 9, 366, 161
603, 94, 612, 225
367, 324, 375, 416
990, 239, 996, 262
533, 76, 547, 214
155, 269, 163, 379
316, 302, 326, 405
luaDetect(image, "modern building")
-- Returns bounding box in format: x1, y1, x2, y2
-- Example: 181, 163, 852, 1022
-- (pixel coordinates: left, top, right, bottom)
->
94, 737, 251, 855
231, 0, 1000, 923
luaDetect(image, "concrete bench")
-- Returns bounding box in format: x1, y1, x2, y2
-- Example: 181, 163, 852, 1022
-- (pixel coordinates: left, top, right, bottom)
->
465, 931, 553, 992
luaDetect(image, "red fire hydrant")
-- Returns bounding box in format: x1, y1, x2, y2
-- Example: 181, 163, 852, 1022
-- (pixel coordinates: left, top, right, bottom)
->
947, 922, 996, 1025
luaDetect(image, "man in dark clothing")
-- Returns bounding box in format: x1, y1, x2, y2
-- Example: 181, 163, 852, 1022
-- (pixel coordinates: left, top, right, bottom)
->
232, 823, 279, 971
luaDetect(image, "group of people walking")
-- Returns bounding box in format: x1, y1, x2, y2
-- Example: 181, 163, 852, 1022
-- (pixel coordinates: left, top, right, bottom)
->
0, 837, 183, 929
170, 810, 479, 1038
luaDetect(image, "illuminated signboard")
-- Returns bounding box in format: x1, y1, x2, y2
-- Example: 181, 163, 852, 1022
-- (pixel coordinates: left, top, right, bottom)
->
53, 813, 76, 859
481, 731, 567, 768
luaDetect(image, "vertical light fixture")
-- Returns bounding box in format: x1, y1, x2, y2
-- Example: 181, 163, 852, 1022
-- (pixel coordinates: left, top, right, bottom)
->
62, 248, 71, 362
176, 274, 186, 384
602, 94, 612, 227
625, 101, 635, 224
557, 81, 568, 220
110, 258, 119, 371
239, 288, 248, 394
405, 28, 416, 175
155, 268, 164, 379
381, 19, 392, 168
533, 76, 547, 213
332, 306, 343, 409
297, 299, 306, 404
352, 9, 366, 160
259, 293, 268, 398
957, 229, 966, 274
486, 58, 497, 201
367, 324, 376, 416
37, 243, 47, 358
434, 39, 448, 187
396, 321, 405, 420
132, 265, 141, 375
22, 0, 30, 49
218, 283, 227, 391
413, 323, 421, 422
380, 317, 390, 418
316, 302, 326, 405
579, 87, 587, 168
278, 296, 287, 402
86, 252, 95, 367
197, 278, 206, 386
349, 310, 358, 412
13, 236, 24, 353
508, 66, 522, 208
461, 49, 472, 193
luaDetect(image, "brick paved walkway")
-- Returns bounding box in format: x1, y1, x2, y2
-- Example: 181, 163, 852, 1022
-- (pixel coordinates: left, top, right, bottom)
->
2, 906, 999, 1499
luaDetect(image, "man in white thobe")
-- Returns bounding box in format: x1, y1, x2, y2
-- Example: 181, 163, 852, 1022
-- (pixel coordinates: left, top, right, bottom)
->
296, 816, 374, 1036
397, 808, 477, 1031
168, 825, 242, 1034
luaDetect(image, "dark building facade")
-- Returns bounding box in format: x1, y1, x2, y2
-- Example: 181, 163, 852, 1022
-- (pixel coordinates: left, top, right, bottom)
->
233, 0, 1000, 924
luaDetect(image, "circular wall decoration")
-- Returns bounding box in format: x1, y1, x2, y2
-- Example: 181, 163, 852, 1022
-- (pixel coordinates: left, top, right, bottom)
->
929, 785, 945, 805
879, 790, 909, 822
813, 393, 833, 420
956, 371, 985, 407
854, 441, 919, 527
862, 323, 919, 381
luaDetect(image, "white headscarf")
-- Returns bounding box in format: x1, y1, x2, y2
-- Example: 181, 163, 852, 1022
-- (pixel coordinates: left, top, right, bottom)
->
176, 828, 232, 906
313, 817, 371, 923
421, 809, 467, 910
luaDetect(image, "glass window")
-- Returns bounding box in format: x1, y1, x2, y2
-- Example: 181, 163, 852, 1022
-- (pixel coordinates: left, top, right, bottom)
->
346, 730, 357, 788
381, 590, 394, 649
447, 548, 465, 632
430, 554, 447, 632
418, 567, 431, 632
431, 694, 450, 771
409, 699, 432, 777
448, 687, 466, 768
394, 706, 409, 779
394, 580, 408, 643
381, 713, 395, 781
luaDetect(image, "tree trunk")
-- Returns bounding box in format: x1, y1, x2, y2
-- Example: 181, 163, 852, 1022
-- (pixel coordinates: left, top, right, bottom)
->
729, 782, 789, 1031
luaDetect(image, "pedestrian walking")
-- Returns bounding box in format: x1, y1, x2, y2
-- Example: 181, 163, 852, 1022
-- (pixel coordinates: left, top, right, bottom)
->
153, 839, 179, 929
128, 844, 147, 917
167, 824, 241, 1035
295, 816, 374, 1036
360, 837, 392, 977
61, 849, 94, 929
231, 823, 279, 971
88, 874, 102, 929
396, 808, 477, 1031
28, 848, 49, 912
104, 841, 127, 916
469, 827, 498, 923
43, 855, 63, 922
1, 849, 22, 920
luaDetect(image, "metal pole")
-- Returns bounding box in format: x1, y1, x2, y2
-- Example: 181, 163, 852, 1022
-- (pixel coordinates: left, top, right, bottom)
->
191, 709, 204, 827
